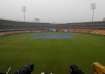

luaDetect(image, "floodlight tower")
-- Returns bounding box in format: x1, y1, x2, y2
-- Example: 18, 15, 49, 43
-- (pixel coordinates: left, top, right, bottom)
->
22, 6, 26, 22
91, 3, 96, 23
103, 17, 105, 22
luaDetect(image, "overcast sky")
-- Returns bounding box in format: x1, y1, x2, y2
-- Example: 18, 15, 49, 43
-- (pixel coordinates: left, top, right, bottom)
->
0, 0, 105, 23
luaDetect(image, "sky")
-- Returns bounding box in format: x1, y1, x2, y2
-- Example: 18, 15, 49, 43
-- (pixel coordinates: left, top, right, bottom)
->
0, 0, 105, 23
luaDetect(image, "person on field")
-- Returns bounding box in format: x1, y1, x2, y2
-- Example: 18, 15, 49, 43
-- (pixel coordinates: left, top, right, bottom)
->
41, 72, 45, 74
14, 64, 34, 74
69, 64, 84, 74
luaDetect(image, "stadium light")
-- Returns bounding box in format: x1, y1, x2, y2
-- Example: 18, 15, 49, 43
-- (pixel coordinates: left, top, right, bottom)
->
22, 6, 26, 22
103, 17, 105, 22
91, 3, 96, 23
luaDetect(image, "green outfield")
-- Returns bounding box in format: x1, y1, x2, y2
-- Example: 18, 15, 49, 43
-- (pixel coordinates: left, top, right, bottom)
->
0, 32, 105, 74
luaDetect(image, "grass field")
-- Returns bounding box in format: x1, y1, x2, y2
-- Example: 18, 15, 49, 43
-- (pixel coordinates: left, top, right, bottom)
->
0, 32, 105, 74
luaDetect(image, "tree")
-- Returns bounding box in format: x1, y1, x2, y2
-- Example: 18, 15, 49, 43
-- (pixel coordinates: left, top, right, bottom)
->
35, 18, 40, 23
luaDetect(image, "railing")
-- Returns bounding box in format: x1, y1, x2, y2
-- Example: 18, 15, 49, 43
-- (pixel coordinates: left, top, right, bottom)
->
93, 62, 105, 74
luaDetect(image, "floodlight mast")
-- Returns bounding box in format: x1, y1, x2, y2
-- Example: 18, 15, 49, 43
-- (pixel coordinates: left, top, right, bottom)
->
22, 6, 26, 22
91, 3, 96, 23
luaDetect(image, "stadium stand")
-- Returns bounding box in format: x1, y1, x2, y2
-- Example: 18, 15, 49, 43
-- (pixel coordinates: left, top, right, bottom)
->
0, 19, 105, 35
